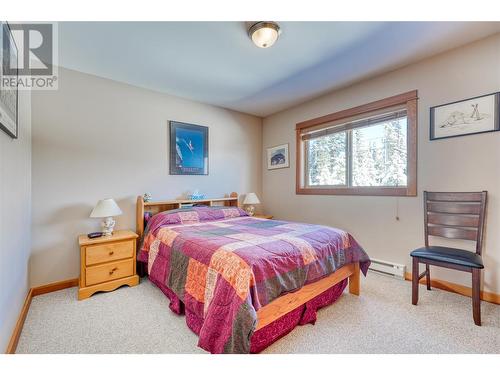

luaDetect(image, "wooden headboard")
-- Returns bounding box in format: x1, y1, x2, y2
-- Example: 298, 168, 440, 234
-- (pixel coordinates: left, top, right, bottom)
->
136, 192, 239, 238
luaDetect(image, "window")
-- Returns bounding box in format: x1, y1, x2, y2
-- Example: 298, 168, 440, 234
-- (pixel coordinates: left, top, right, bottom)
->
296, 91, 417, 196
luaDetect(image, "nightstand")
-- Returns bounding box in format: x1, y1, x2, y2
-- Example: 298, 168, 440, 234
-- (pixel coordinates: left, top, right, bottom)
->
253, 214, 274, 219
78, 230, 139, 300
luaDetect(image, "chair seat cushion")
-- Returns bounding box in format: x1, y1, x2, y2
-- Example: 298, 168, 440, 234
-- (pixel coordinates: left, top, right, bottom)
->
411, 246, 483, 269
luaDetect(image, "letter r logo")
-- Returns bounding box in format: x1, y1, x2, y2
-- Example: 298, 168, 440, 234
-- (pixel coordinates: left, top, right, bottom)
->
4, 23, 53, 76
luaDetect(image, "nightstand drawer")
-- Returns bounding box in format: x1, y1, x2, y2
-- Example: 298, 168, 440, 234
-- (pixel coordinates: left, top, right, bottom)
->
85, 259, 134, 286
85, 240, 134, 266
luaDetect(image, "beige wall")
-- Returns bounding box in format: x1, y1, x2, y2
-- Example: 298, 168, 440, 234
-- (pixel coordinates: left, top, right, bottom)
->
0, 88, 31, 351
262, 34, 500, 294
31, 68, 262, 286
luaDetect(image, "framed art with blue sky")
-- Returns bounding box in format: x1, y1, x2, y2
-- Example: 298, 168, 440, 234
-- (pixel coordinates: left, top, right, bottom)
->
169, 121, 209, 175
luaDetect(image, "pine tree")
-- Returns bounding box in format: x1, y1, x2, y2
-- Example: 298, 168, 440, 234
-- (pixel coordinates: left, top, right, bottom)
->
307, 132, 346, 185
380, 119, 407, 186
353, 129, 379, 186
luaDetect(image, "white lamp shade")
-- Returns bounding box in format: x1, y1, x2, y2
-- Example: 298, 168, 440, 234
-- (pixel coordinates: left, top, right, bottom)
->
90, 198, 122, 218
243, 193, 260, 205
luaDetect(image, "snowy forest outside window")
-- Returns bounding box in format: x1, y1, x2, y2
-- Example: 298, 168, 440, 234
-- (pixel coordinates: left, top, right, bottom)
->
296, 91, 417, 196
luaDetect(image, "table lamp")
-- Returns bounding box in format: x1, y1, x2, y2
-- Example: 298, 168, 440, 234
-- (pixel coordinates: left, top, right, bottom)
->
243, 193, 260, 216
90, 198, 122, 236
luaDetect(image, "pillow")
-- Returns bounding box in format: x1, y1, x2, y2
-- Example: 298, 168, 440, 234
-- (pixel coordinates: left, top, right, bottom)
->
145, 206, 248, 234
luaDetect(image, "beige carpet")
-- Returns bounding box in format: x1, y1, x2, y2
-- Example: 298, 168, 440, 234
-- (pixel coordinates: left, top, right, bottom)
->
16, 273, 499, 354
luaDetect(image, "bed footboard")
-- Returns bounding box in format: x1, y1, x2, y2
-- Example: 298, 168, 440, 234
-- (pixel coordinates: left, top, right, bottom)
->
256, 262, 360, 331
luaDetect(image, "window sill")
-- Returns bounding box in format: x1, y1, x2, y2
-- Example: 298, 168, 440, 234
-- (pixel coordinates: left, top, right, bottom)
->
296, 186, 416, 196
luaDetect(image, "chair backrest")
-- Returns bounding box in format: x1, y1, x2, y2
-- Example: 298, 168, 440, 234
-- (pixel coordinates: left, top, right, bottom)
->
424, 191, 487, 255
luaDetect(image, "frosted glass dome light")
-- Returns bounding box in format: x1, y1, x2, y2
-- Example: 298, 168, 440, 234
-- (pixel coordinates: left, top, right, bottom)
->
248, 22, 281, 48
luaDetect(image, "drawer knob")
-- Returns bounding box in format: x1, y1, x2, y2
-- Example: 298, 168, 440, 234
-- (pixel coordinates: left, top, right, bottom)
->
109, 267, 118, 275
109, 251, 114, 256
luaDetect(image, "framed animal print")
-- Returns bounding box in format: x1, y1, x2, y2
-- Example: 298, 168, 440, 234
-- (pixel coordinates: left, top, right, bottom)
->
430, 92, 500, 140
267, 143, 289, 170
169, 121, 208, 175
0, 22, 18, 139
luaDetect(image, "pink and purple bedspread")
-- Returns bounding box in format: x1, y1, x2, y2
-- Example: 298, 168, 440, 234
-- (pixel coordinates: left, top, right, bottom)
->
138, 206, 370, 354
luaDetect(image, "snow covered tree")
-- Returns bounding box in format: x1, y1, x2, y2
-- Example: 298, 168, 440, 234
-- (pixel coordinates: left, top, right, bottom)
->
307, 132, 346, 186
379, 119, 407, 186
353, 128, 380, 186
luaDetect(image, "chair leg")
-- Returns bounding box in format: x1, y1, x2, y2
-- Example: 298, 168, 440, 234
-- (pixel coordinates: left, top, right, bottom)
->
426, 264, 431, 290
472, 268, 481, 326
412, 257, 419, 305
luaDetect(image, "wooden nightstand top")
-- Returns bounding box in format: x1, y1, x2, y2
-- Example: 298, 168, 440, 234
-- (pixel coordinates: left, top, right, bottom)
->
253, 214, 274, 219
78, 229, 138, 246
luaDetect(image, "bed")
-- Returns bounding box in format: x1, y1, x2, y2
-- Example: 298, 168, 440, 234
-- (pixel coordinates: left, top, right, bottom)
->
136, 193, 370, 353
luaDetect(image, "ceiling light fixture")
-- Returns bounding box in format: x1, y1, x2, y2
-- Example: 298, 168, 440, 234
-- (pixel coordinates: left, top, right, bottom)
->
248, 21, 281, 49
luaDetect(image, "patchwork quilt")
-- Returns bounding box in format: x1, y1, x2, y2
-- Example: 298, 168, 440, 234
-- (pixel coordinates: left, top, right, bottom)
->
138, 206, 370, 353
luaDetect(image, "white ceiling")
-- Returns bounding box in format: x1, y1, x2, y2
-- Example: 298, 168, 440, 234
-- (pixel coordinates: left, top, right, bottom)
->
58, 22, 500, 117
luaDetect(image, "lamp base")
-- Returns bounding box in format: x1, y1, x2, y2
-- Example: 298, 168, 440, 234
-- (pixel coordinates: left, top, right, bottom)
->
244, 205, 255, 216
102, 217, 116, 236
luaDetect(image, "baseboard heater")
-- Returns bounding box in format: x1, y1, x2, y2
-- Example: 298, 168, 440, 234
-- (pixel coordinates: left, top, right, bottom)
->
368, 258, 406, 279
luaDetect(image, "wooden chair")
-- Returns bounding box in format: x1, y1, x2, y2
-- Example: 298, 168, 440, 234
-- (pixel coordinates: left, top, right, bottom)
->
410, 191, 487, 326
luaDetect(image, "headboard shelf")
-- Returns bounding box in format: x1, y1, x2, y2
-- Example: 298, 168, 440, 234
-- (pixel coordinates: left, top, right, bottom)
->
136, 192, 239, 238
143, 197, 237, 207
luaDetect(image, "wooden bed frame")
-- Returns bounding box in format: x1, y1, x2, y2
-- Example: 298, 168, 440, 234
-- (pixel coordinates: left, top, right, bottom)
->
136, 193, 360, 331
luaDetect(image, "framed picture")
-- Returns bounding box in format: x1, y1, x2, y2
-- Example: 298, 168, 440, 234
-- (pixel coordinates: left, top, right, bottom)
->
430, 92, 500, 140
267, 143, 289, 170
0, 22, 18, 139
169, 121, 208, 175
